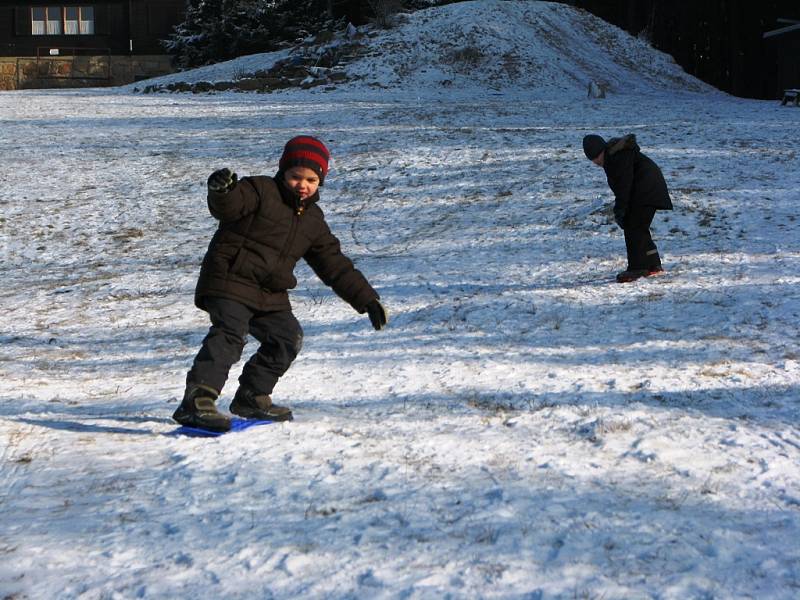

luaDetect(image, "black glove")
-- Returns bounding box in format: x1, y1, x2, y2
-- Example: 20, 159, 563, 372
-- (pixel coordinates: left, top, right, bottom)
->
207, 168, 238, 193
365, 299, 388, 331
614, 208, 626, 229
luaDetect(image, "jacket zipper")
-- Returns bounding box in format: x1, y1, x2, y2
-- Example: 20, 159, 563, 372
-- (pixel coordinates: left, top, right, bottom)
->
279, 210, 300, 262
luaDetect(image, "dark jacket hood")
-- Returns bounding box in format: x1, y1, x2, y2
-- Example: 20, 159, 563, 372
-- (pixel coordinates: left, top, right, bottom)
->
606, 134, 640, 157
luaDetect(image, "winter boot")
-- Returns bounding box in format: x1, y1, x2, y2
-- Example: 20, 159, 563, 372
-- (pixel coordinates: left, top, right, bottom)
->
229, 386, 293, 422
172, 383, 231, 432
646, 266, 665, 277
616, 269, 649, 283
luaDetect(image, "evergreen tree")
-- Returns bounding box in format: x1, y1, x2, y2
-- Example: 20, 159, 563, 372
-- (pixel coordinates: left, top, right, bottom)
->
165, 0, 334, 68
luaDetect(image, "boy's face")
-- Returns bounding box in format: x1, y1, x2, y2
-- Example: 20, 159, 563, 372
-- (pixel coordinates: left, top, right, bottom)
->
284, 166, 320, 200
591, 151, 605, 167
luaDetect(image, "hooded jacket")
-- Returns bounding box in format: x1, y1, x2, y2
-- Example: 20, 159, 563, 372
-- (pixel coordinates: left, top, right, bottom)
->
603, 134, 673, 217
194, 175, 378, 313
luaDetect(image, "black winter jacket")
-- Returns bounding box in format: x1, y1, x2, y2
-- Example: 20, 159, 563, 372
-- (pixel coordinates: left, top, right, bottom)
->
195, 175, 379, 313
603, 135, 673, 218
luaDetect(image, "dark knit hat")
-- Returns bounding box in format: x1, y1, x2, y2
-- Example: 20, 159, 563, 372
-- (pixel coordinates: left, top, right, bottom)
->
279, 135, 330, 184
582, 134, 606, 160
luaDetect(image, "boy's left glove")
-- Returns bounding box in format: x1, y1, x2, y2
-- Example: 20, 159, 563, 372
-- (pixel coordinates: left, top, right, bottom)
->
366, 299, 388, 331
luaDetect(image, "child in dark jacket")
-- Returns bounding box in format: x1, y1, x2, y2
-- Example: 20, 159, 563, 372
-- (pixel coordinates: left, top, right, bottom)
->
173, 136, 387, 431
583, 134, 673, 283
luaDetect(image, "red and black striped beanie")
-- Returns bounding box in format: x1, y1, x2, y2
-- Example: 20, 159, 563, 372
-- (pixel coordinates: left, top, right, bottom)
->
279, 135, 330, 185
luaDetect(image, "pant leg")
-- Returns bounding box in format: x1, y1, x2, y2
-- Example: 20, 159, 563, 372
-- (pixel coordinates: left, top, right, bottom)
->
187, 297, 253, 392
239, 310, 304, 395
623, 205, 660, 270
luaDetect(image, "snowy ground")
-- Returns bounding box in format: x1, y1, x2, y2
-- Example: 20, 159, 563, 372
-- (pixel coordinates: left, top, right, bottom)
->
2, 2, 800, 599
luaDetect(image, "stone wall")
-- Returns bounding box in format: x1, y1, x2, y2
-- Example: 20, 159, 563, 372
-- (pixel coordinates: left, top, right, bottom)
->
0, 55, 175, 90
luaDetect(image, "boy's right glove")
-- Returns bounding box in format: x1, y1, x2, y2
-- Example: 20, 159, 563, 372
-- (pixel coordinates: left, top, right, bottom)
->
365, 299, 388, 331
207, 168, 238, 193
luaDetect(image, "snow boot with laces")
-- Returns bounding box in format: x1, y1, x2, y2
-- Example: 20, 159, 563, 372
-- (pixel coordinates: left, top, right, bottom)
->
229, 386, 293, 422
172, 383, 231, 432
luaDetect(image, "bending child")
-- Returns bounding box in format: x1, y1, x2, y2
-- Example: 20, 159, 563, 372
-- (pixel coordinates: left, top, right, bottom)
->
173, 136, 387, 432
583, 133, 673, 283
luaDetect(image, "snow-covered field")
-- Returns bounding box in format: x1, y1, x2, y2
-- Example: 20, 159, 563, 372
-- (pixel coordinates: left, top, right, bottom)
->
1, 2, 799, 598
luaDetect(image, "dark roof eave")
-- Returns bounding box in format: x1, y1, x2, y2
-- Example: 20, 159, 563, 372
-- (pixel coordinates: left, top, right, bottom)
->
763, 23, 800, 39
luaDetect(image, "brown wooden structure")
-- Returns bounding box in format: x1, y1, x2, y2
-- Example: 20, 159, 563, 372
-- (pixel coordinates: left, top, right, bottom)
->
0, 1, 184, 89
763, 19, 800, 99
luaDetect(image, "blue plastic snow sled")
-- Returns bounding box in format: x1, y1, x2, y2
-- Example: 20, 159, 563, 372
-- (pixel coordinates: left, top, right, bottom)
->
172, 418, 275, 437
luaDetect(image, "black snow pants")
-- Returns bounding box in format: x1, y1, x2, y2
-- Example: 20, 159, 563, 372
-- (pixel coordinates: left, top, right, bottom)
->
187, 296, 303, 395
623, 204, 662, 271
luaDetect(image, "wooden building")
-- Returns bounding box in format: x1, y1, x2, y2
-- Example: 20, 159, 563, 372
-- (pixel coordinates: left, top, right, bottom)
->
763, 20, 800, 98
0, 1, 185, 89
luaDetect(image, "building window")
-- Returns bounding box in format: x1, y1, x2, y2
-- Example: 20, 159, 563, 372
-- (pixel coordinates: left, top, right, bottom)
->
64, 6, 79, 34
31, 5, 95, 35
46, 6, 61, 34
32, 7, 46, 35
79, 6, 94, 34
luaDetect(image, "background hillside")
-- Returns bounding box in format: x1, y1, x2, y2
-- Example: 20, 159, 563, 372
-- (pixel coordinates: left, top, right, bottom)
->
165, 0, 800, 98
139, 1, 712, 97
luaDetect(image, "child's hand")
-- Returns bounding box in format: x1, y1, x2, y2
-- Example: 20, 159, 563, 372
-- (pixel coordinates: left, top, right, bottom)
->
366, 299, 388, 331
207, 168, 238, 193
